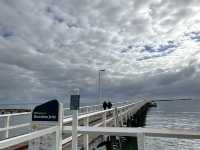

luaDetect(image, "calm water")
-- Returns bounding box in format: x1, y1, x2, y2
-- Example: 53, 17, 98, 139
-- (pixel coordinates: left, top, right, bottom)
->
145, 100, 200, 150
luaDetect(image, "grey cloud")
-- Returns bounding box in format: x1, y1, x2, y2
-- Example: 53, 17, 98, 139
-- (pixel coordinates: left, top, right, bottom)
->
0, 0, 200, 103
149, 0, 199, 35
102, 61, 200, 99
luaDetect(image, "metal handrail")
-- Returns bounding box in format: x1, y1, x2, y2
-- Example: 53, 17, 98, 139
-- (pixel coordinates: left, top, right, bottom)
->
0, 126, 58, 149
0, 100, 131, 139
0, 112, 31, 117
63, 126, 200, 139
62, 102, 136, 124
0, 123, 31, 132
62, 102, 137, 145
0, 100, 149, 150
63, 126, 200, 150
0, 101, 129, 118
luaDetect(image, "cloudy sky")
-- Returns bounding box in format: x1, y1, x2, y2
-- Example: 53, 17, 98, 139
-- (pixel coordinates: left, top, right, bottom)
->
0, 0, 200, 103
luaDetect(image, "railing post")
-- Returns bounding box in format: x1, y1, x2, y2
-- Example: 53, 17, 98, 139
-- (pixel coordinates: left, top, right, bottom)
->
103, 111, 106, 127
137, 133, 145, 150
5, 115, 10, 138
29, 100, 63, 150
71, 88, 80, 150
125, 112, 128, 123
103, 111, 107, 140
56, 103, 63, 150
83, 117, 89, 150
120, 109, 123, 126
113, 108, 117, 127
72, 110, 78, 150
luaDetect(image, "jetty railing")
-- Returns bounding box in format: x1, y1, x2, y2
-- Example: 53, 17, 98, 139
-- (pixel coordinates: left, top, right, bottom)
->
61, 101, 138, 147
63, 126, 200, 150
0, 126, 59, 149
64, 101, 129, 116
0, 100, 140, 150
0, 101, 129, 139
1, 115, 200, 150
61, 100, 151, 149
1, 100, 200, 150
0, 112, 31, 139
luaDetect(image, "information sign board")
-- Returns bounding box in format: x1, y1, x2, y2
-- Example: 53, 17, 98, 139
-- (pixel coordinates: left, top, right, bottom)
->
32, 100, 59, 122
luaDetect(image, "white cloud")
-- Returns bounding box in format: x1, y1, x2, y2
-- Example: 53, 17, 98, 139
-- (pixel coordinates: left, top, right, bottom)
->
0, 0, 200, 103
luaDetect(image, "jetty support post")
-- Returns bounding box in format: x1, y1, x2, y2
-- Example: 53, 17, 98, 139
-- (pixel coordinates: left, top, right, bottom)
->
137, 133, 145, 150
120, 109, 123, 126
72, 110, 78, 150
125, 112, 128, 124
102, 110, 107, 140
5, 115, 10, 138
113, 107, 117, 127
83, 117, 89, 150
103, 111, 106, 127
56, 103, 63, 150
70, 88, 80, 150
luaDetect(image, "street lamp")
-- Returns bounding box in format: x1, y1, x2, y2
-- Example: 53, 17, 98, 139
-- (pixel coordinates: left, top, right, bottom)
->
98, 69, 106, 100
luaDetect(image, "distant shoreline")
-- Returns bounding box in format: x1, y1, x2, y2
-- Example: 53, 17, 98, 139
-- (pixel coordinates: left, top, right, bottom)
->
153, 98, 193, 101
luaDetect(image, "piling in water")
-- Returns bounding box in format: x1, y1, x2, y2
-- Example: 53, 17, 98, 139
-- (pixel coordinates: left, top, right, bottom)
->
120, 102, 152, 150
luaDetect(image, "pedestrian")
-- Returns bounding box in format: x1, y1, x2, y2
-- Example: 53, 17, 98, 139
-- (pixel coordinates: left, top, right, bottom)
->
107, 101, 112, 109
102, 101, 107, 110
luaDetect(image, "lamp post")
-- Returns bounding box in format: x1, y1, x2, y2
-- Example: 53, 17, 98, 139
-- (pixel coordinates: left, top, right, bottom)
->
98, 69, 105, 101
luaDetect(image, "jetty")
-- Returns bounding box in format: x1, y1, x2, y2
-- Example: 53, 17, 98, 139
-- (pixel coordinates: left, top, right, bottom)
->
0, 100, 200, 150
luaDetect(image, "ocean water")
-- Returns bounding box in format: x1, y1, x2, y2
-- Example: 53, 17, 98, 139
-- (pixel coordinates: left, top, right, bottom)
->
145, 100, 200, 150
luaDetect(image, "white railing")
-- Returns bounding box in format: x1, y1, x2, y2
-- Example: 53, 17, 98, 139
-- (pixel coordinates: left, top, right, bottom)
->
61, 100, 148, 149
0, 126, 59, 149
0, 101, 131, 140
63, 103, 103, 117
0, 112, 31, 139
63, 126, 200, 139
63, 126, 200, 150
1, 99, 200, 150
62, 101, 138, 125
0, 100, 138, 150
63, 101, 130, 117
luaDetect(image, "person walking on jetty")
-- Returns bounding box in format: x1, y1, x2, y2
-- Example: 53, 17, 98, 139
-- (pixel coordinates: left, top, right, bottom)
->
107, 101, 112, 109
102, 101, 107, 110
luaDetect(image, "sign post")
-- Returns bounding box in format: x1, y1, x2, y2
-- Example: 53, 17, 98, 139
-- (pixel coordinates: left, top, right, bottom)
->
28, 100, 63, 150
70, 88, 80, 150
